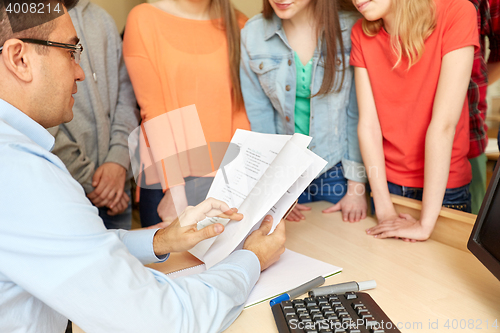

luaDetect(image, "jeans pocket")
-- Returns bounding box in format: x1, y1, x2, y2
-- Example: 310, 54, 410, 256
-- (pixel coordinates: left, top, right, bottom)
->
443, 184, 471, 204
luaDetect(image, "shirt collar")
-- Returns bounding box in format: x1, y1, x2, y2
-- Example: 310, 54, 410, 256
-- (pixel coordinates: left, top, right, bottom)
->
263, 13, 323, 59
264, 13, 283, 41
0, 99, 55, 151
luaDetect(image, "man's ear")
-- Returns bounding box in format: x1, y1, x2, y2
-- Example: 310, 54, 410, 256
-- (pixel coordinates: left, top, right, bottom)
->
1, 39, 33, 83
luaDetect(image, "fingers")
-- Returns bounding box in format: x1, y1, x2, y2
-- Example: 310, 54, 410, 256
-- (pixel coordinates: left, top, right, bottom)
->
185, 198, 239, 224
373, 230, 399, 239
107, 194, 128, 216
92, 166, 104, 188
286, 208, 304, 222
258, 215, 273, 235
197, 223, 225, 242
218, 208, 243, 221
341, 207, 349, 222
108, 187, 124, 209
295, 204, 311, 211
322, 202, 341, 214
271, 218, 286, 238
361, 209, 367, 220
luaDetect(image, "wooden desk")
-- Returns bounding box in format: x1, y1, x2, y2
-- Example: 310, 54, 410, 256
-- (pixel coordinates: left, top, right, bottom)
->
75, 201, 500, 333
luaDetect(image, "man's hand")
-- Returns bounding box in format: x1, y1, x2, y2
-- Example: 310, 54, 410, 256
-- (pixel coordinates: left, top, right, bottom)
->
157, 186, 188, 222
285, 204, 311, 222
153, 198, 243, 256
107, 192, 130, 216
366, 213, 432, 241
87, 162, 127, 209
322, 181, 367, 222
243, 216, 286, 271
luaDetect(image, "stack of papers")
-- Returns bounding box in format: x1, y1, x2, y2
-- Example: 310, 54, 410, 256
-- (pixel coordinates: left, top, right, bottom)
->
189, 130, 327, 268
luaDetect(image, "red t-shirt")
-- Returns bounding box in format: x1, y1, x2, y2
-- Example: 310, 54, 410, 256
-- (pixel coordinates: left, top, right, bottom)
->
350, 0, 479, 188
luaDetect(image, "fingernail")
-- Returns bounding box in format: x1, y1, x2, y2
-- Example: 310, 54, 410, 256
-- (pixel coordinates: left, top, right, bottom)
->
366, 230, 371, 234
214, 224, 223, 234
374, 235, 378, 238
264, 215, 272, 222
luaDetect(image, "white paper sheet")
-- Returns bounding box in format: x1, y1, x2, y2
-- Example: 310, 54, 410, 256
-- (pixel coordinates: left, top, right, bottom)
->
166, 249, 342, 308
189, 130, 327, 269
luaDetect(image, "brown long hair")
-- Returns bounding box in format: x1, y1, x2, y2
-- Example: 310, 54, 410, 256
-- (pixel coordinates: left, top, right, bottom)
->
362, 0, 436, 69
263, 0, 356, 96
210, 0, 243, 108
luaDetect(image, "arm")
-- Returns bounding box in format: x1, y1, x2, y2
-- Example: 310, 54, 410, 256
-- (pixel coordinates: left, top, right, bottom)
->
239, 27, 277, 134
488, 0, 500, 85
1, 154, 284, 332
487, 62, 500, 84
420, 47, 475, 233
367, 47, 475, 241
47, 125, 95, 194
90, 24, 140, 211
322, 72, 368, 222
354, 67, 398, 222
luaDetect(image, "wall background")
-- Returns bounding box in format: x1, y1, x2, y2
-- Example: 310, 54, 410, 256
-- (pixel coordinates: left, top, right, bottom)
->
94, 0, 262, 32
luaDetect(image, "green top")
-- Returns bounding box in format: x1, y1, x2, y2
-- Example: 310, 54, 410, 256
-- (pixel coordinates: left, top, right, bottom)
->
294, 52, 313, 136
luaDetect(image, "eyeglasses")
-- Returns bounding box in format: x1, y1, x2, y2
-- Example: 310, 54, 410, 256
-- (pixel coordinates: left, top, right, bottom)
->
0, 38, 84, 64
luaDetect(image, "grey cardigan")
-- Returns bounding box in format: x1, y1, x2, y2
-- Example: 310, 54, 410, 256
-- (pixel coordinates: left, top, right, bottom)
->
48, 0, 139, 194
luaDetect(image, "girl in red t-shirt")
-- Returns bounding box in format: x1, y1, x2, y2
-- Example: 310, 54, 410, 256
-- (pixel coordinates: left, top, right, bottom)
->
350, 0, 479, 241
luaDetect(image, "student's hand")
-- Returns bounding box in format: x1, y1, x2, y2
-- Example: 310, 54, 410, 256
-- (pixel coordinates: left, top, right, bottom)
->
152, 198, 243, 255
107, 192, 130, 216
285, 204, 311, 222
157, 186, 188, 223
87, 162, 127, 209
322, 181, 367, 222
243, 216, 286, 271
366, 213, 432, 241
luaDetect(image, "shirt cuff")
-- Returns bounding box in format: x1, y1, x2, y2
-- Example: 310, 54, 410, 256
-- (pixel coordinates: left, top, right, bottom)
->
120, 228, 169, 264
104, 145, 131, 171
220, 249, 261, 287
342, 158, 367, 183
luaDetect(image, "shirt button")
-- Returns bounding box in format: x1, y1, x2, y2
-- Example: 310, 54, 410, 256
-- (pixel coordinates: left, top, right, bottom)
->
336, 59, 342, 66
288, 59, 292, 66
286, 116, 290, 122
259, 62, 264, 70
303, 85, 307, 89
286, 85, 291, 91
302, 68, 306, 73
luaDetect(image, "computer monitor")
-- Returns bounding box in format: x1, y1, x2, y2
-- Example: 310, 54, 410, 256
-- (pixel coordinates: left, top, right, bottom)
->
468, 160, 500, 281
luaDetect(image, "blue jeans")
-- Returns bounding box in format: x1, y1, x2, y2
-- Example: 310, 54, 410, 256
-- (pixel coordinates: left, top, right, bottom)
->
139, 177, 214, 227
298, 163, 348, 204
98, 189, 132, 230
387, 182, 471, 213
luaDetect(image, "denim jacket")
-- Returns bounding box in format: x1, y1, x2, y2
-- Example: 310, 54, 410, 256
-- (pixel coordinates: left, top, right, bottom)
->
240, 12, 366, 183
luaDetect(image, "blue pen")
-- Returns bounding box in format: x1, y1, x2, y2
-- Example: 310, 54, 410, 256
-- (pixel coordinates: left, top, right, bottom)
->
269, 276, 325, 307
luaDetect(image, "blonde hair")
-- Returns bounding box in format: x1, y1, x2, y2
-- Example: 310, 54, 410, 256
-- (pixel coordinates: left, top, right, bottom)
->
362, 0, 437, 69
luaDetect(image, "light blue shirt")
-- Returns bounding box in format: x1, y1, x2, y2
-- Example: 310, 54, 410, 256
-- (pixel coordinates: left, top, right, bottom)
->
0, 99, 260, 332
